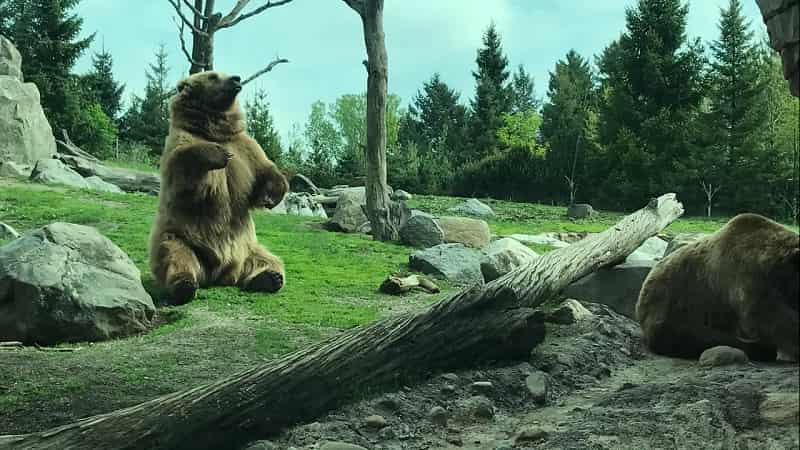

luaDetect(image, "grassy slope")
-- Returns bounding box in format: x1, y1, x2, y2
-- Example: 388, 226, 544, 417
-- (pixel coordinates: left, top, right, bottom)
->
0, 179, 740, 434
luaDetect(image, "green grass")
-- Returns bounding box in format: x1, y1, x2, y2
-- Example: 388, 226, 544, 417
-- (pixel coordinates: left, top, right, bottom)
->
0, 178, 764, 434
102, 158, 159, 173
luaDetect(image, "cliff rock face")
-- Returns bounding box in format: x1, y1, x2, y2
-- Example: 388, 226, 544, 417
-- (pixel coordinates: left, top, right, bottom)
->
756, 0, 800, 96
0, 36, 57, 165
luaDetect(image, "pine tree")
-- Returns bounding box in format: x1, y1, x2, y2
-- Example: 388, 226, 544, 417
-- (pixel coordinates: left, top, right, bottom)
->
84, 43, 125, 122
540, 50, 597, 203
245, 88, 283, 163
4, 0, 95, 133
119, 44, 171, 156
467, 22, 512, 162
510, 65, 539, 113
596, 0, 706, 210
704, 0, 767, 213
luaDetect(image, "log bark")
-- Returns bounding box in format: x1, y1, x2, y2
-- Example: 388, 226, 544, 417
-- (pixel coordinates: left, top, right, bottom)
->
54, 130, 100, 162
379, 274, 440, 294
0, 194, 684, 450
57, 154, 161, 195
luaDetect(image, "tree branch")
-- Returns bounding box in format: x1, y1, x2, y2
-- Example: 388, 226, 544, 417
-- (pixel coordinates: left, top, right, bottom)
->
218, 0, 295, 29
173, 16, 206, 68
166, 0, 209, 36
342, 0, 364, 16
181, 0, 208, 20
241, 57, 289, 85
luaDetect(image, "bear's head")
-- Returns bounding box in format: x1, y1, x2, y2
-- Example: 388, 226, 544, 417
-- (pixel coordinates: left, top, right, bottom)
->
175, 71, 243, 112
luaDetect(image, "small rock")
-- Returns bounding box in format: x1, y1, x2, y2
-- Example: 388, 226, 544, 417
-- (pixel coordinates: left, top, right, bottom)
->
441, 384, 457, 394
525, 371, 548, 404
546, 299, 594, 324
515, 428, 548, 444
448, 198, 495, 217
471, 381, 493, 392
760, 392, 799, 425
441, 372, 460, 382
567, 203, 595, 219
468, 396, 494, 419
429, 406, 448, 427
391, 189, 412, 201
699, 346, 749, 367
319, 442, 368, 450
376, 394, 401, 411
446, 435, 464, 446
0, 222, 20, 240
365, 414, 388, 429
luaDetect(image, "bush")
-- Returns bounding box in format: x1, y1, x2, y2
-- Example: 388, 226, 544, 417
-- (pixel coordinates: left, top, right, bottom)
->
105, 141, 159, 172
71, 103, 118, 160
452, 145, 547, 202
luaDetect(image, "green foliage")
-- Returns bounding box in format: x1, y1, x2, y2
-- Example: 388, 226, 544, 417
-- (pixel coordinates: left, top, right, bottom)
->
510, 64, 540, 113
303, 100, 340, 187
496, 110, 544, 154
72, 103, 118, 160
245, 88, 283, 163
468, 22, 512, 162
1, 0, 94, 134
82, 45, 125, 122
453, 146, 547, 202
119, 44, 171, 157
104, 141, 159, 172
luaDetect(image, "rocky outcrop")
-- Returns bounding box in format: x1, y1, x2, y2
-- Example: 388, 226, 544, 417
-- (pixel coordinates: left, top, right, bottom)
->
409, 243, 484, 285
756, 0, 800, 96
0, 36, 57, 165
0, 222, 155, 345
480, 237, 539, 282
448, 198, 495, 217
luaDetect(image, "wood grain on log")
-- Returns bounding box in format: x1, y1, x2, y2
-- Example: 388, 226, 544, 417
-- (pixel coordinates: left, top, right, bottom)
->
0, 194, 684, 450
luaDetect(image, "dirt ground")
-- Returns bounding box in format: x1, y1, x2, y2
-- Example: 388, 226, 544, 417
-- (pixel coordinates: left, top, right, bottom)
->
244, 301, 800, 450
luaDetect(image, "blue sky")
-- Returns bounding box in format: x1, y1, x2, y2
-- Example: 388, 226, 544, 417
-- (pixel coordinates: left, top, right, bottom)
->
74, 0, 767, 142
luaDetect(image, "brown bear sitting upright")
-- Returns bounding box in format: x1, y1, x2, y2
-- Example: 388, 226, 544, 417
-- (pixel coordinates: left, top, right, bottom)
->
149, 70, 289, 305
635, 213, 799, 362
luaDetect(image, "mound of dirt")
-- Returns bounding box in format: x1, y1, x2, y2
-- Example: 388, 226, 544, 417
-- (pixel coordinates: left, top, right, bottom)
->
242, 301, 799, 450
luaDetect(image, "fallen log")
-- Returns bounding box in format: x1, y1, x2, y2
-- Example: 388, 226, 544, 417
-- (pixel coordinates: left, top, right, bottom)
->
54, 129, 100, 163
0, 194, 684, 450
379, 273, 440, 294
57, 154, 161, 195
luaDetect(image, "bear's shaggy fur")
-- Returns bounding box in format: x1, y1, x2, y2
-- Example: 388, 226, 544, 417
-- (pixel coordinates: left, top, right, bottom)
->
149, 71, 288, 305
635, 213, 799, 362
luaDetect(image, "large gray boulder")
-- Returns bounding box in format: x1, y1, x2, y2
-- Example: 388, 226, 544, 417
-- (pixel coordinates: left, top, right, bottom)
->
284, 192, 327, 218
326, 192, 370, 233
437, 216, 491, 248
400, 211, 444, 248
30, 158, 90, 189
0, 75, 57, 165
561, 260, 655, 319
0, 222, 155, 345
626, 236, 668, 263
567, 203, 596, 220
409, 243, 484, 285
508, 233, 570, 249
480, 237, 539, 282
448, 198, 495, 217
0, 161, 32, 178
0, 36, 22, 80
85, 175, 124, 194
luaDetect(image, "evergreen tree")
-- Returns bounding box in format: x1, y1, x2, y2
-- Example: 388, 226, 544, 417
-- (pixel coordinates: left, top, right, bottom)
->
2, 0, 94, 134
704, 0, 767, 213
467, 22, 512, 162
245, 88, 283, 163
304, 100, 341, 187
596, 0, 706, 210
410, 73, 468, 158
510, 65, 539, 113
119, 44, 171, 156
540, 50, 597, 203
83, 43, 125, 122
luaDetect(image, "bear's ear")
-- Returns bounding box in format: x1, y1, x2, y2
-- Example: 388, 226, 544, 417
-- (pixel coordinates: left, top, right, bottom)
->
177, 79, 190, 93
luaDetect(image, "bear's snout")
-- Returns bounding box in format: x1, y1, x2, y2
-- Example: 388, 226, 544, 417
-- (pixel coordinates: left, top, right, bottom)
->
228, 76, 242, 93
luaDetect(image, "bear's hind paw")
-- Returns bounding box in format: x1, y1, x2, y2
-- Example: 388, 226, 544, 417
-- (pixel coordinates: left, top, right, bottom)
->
168, 278, 199, 305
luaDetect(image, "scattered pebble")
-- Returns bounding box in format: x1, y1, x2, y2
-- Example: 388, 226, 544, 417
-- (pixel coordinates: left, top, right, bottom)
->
429, 406, 448, 427
441, 384, 457, 394
471, 381, 493, 392
515, 427, 549, 444
525, 371, 548, 404
365, 414, 388, 429
441, 372, 460, 382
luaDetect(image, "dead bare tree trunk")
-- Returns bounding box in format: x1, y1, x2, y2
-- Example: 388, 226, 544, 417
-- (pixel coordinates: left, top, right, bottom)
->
343, 0, 397, 241
167, 0, 293, 74
700, 180, 721, 218
0, 194, 684, 450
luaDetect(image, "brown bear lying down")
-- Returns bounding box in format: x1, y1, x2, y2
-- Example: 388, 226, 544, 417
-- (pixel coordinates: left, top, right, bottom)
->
635, 213, 799, 362
148, 70, 289, 305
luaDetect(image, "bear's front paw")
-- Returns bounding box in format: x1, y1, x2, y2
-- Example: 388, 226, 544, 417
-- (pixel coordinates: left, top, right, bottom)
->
243, 270, 284, 293
202, 144, 233, 170
263, 175, 289, 208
